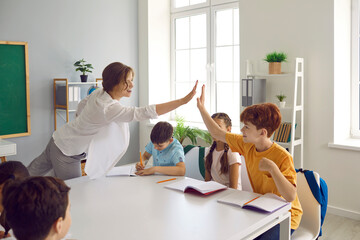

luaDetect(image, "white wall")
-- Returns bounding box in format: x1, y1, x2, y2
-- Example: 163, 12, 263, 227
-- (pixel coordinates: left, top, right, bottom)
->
0, 0, 139, 166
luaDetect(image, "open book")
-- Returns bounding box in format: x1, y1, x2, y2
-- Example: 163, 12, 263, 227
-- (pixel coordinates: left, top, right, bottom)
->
106, 165, 136, 177
218, 191, 290, 213
164, 177, 227, 195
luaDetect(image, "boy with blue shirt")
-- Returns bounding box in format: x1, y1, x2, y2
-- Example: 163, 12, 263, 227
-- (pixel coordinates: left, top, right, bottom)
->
136, 121, 186, 176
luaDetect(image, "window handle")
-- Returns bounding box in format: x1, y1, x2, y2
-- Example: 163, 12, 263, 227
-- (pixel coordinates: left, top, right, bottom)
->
206, 63, 214, 72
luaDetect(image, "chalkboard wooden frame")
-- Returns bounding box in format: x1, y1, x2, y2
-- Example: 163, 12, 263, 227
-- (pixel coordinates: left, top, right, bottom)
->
0, 41, 31, 138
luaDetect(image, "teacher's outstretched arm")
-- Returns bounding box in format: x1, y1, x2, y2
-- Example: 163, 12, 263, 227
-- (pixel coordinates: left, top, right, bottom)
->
196, 84, 227, 143
155, 80, 198, 116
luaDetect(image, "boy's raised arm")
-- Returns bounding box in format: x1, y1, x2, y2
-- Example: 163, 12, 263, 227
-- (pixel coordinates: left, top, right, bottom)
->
229, 163, 240, 189
196, 84, 227, 143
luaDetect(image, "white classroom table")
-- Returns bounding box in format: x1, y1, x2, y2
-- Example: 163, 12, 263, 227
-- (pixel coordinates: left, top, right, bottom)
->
66, 175, 291, 240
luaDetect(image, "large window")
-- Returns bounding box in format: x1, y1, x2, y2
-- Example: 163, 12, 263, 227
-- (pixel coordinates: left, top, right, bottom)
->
171, 0, 240, 126
352, 0, 360, 137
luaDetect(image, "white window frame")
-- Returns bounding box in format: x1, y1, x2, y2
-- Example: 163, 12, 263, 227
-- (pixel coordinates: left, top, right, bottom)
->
210, 2, 240, 126
351, 0, 360, 137
171, 0, 209, 13
329, 0, 360, 151
170, 0, 240, 124
170, 7, 211, 122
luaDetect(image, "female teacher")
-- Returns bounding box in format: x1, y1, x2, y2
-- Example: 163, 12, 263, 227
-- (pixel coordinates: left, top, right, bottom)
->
28, 62, 198, 180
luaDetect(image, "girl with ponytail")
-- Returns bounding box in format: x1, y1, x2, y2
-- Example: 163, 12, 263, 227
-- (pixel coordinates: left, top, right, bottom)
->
204, 113, 241, 189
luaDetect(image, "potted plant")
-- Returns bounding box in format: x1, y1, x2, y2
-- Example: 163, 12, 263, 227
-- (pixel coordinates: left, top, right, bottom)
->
264, 51, 287, 74
173, 115, 212, 146
74, 59, 94, 82
276, 93, 287, 108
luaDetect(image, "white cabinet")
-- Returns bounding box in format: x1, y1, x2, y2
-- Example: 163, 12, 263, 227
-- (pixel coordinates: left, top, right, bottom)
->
53, 78, 102, 130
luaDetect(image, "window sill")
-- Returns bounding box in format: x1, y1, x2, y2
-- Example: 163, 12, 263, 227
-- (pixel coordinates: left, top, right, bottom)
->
328, 138, 360, 151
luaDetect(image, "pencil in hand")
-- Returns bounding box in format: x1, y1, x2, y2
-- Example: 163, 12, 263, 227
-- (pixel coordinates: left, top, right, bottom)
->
140, 151, 144, 167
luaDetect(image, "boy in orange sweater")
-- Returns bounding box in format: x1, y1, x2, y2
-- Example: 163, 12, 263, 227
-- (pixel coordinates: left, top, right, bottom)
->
196, 85, 302, 239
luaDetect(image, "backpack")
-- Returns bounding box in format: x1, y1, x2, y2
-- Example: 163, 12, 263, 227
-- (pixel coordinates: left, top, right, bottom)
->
183, 145, 206, 179
296, 168, 328, 237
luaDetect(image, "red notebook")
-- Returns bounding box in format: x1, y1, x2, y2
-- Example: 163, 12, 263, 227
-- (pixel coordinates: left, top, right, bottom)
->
164, 177, 227, 195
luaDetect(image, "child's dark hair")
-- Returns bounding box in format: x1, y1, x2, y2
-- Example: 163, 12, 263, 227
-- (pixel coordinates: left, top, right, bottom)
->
0, 161, 30, 236
2, 176, 70, 240
205, 113, 232, 175
240, 103, 281, 137
150, 121, 173, 144
102, 62, 134, 93
0, 161, 29, 185
0, 161, 30, 184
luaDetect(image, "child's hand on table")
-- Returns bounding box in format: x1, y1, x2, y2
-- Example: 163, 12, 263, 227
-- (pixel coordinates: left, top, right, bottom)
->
136, 167, 155, 176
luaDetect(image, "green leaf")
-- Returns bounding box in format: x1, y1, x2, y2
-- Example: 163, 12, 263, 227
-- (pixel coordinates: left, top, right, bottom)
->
264, 51, 287, 62
74, 59, 94, 74
172, 115, 213, 146
276, 93, 286, 101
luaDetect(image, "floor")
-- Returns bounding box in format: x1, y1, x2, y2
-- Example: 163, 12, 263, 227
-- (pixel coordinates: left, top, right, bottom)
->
320, 213, 360, 240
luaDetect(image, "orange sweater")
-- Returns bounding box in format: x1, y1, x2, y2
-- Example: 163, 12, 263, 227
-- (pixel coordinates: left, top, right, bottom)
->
226, 133, 303, 229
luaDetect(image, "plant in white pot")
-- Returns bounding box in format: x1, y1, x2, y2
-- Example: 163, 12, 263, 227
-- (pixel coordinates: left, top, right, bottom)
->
264, 51, 287, 74
276, 93, 287, 108
74, 59, 94, 82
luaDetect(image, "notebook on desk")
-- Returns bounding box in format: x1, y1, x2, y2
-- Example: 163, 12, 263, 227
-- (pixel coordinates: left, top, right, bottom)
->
218, 190, 290, 213
106, 165, 136, 177
164, 177, 227, 195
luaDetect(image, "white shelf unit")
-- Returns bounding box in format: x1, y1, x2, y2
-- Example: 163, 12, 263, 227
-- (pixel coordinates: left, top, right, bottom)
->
53, 78, 102, 130
254, 58, 304, 168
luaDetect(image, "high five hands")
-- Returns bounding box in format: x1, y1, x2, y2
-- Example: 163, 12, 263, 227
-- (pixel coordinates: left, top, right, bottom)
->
182, 80, 199, 104
196, 84, 206, 110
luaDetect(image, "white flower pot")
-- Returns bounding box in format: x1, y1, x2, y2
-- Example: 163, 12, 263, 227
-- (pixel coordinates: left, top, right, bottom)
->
279, 101, 286, 108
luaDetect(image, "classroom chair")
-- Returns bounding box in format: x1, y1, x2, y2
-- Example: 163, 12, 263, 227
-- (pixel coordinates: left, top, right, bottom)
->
291, 171, 321, 240
183, 145, 208, 181
81, 160, 87, 176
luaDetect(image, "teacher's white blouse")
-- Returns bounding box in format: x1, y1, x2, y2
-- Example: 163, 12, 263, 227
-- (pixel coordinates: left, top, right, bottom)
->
52, 88, 158, 178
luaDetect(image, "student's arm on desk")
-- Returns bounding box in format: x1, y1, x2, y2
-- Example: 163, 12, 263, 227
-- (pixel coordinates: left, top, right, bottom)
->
205, 169, 212, 181
229, 163, 240, 189
136, 162, 185, 176
259, 157, 296, 202
136, 151, 152, 171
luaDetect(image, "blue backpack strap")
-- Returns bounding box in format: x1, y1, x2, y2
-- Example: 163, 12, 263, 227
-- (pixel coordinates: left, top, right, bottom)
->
302, 170, 328, 237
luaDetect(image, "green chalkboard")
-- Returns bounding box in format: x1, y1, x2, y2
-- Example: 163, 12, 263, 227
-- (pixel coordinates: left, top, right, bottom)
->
0, 41, 31, 138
